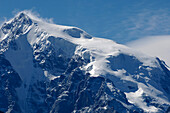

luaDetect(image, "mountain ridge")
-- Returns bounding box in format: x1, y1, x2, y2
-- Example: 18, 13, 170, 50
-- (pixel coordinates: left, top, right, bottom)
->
0, 12, 169, 113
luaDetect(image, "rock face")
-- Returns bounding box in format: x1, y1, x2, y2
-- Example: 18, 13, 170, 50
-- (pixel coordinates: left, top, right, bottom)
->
0, 12, 169, 113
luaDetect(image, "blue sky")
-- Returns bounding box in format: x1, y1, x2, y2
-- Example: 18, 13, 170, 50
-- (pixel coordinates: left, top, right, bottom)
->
0, 0, 170, 44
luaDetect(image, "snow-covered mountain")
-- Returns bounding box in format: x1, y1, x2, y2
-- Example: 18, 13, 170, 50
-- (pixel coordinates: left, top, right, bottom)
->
0, 12, 170, 113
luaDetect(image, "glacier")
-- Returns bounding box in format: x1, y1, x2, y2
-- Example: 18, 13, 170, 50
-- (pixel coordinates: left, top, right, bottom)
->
0, 12, 170, 113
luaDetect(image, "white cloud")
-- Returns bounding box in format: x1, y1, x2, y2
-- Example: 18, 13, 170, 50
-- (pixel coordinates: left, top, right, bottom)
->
126, 35, 170, 67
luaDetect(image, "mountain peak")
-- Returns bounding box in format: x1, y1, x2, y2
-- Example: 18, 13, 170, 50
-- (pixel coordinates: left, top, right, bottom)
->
0, 12, 169, 113
1, 12, 32, 35
17, 12, 29, 19
1, 11, 93, 40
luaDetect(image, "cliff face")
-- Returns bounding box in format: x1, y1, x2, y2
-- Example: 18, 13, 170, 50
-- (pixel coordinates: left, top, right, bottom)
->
0, 12, 169, 113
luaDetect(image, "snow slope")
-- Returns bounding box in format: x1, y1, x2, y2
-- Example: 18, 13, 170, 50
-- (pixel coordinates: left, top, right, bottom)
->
0, 12, 170, 113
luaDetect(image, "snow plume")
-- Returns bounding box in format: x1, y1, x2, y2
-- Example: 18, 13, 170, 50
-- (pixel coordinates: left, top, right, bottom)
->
126, 35, 170, 67
13, 9, 54, 24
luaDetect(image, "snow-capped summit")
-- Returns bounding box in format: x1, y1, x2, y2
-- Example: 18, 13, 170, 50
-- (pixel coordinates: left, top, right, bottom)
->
0, 12, 170, 113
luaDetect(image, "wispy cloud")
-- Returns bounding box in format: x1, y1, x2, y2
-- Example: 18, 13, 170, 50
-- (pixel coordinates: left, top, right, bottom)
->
123, 9, 170, 41
128, 9, 170, 31
126, 35, 170, 67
